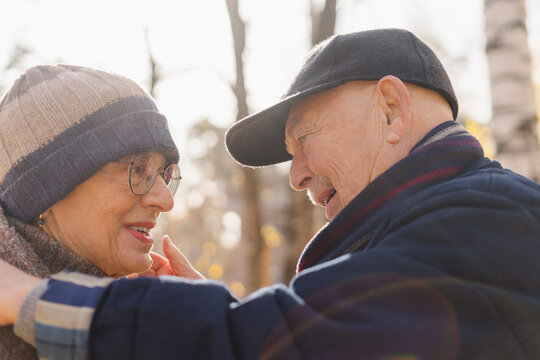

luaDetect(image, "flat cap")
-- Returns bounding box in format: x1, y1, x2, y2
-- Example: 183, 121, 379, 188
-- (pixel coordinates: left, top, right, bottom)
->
225, 28, 458, 167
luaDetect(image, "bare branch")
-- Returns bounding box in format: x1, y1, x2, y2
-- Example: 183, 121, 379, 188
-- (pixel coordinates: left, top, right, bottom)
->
143, 27, 161, 98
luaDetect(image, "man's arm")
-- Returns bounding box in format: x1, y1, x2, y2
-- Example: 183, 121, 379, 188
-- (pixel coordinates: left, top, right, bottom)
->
21, 260, 466, 360
9, 179, 540, 359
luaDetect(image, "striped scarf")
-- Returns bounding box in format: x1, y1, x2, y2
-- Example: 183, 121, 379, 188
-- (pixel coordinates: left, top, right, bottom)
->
297, 121, 485, 272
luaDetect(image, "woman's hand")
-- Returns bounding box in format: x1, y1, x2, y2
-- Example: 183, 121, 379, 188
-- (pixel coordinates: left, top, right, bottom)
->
128, 235, 204, 280
0, 259, 41, 325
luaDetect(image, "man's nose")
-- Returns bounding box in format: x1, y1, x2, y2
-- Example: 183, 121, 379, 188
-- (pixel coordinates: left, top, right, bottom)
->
289, 153, 312, 191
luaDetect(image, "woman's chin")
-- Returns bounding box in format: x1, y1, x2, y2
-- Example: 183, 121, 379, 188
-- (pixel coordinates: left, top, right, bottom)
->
107, 253, 153, 277
128, 255, 153, 274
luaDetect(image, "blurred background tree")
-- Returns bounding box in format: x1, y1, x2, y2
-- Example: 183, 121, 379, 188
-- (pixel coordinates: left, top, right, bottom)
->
282, 0, 336, 283
0, 44, 32, 95
484, 0, 540, 181
225, 0, 267, 292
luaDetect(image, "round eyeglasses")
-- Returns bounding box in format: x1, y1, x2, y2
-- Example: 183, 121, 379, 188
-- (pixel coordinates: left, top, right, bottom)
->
119, 153, 181, 197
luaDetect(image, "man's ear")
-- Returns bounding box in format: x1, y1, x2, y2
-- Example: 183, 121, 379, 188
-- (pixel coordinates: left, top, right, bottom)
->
375, 75, 411, 144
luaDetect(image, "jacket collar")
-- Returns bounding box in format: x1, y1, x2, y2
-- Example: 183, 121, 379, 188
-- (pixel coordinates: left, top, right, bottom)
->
297, 121, 485, 272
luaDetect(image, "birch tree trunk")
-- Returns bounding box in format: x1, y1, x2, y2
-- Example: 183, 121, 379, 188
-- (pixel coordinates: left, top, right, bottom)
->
484, 0, 540, 181
225, 0, 267, 292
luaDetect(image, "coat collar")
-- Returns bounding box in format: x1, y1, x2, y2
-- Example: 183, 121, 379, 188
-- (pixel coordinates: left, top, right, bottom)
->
297, 121, 485, 272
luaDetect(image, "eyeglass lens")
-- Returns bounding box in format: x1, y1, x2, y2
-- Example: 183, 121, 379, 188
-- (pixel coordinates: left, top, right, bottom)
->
129, 154, 181, 196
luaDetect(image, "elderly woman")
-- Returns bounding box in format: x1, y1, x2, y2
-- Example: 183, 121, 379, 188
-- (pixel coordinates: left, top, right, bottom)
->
0, 64, 197, 359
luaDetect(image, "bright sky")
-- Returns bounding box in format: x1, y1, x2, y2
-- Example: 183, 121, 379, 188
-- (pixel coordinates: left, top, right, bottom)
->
1, 0, 539, 149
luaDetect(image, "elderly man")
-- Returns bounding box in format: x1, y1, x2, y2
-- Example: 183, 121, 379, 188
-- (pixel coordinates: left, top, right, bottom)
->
2, 29, 540, 359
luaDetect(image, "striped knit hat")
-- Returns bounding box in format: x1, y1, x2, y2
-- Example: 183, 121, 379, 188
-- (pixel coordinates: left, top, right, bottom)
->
0, 64, 179, 223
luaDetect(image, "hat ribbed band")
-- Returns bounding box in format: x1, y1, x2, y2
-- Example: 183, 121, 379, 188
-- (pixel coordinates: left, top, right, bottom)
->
0, 97, 178, 222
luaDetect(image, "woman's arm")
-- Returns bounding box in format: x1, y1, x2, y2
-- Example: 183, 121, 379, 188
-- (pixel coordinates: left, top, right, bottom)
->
0, 259, 40, 326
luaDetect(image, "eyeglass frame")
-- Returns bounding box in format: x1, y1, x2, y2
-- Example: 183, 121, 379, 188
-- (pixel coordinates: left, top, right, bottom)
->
117, 153, 181, 197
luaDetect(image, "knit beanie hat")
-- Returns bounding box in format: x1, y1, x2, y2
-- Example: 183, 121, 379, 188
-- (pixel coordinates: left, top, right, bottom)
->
0, 64, 179, 223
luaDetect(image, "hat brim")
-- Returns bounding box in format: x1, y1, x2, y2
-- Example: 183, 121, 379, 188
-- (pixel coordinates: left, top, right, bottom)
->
225, 80, 344, 167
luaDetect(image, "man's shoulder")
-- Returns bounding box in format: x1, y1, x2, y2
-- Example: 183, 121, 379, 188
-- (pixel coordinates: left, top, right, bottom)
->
420, 159, 540, 205
381, 159, 540, 234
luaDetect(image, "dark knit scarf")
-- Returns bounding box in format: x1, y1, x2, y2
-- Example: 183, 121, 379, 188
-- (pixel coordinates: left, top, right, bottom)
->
297, 121, 485, 273
0, 205, 106, 359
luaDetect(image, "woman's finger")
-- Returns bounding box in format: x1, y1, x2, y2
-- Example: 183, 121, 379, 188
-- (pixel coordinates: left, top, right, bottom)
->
148, 252, 174, 277
162, 235, 205, 280
149, 252, 169, 270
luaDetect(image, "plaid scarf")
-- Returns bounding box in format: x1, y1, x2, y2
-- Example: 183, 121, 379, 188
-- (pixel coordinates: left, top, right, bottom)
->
297, 121, 485, 273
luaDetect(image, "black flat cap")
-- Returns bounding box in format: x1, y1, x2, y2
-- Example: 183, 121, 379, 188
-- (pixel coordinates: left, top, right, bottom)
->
225, 28, 458, 167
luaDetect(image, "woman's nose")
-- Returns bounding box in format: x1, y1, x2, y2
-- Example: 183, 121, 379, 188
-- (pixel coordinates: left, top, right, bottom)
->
141, 176, 174, 212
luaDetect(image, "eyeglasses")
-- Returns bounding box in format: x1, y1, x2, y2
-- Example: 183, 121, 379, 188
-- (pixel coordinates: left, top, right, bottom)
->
118, 153, 181, 197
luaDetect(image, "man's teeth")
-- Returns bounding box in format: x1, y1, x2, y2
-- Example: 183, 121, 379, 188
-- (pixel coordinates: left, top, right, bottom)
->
324, 190, 336, 206
128, 226, 150, 234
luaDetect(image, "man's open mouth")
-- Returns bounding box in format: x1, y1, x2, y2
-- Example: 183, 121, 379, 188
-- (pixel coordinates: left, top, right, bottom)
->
323, 190, 336, 207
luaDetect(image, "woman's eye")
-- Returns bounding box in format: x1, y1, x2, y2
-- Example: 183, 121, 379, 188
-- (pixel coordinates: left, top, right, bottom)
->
158, 168, 166, 179
131, 165, 145, 176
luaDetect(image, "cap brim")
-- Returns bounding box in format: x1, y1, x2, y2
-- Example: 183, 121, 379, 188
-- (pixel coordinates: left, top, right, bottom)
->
225, 81, 344, 167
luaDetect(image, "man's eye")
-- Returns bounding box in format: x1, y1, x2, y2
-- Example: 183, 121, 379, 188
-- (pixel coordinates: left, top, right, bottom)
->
299, 135, 307, 145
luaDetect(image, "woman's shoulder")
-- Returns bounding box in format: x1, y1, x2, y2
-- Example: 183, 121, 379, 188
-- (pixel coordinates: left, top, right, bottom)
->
0, 207, 50, 277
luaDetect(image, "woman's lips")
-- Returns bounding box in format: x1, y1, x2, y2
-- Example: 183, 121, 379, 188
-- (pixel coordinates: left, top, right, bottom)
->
126, 227, 154, 245
124, 222, 155, 246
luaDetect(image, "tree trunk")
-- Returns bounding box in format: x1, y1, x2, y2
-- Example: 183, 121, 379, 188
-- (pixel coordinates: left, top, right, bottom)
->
311, 0, 337, 44
283, 0, 337, 281
484, 0, 540, 181
225, 0, 267, 292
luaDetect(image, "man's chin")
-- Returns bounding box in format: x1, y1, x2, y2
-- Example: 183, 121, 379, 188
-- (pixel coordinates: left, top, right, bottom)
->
324, 199, 342, 220
305, 188, 341, 219
325, 208, 336, 220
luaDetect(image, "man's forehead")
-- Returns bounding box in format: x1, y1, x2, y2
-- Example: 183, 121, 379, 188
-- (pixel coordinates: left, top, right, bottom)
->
285, 112, 302, 137
285, 90, 326, 132
284, 81, 378, 142
284, 115, 300, 154
284, 100, 313, 145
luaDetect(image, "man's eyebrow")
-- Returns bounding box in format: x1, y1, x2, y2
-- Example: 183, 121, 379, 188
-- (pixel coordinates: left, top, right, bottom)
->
284, 133, 293, 155
285, 142, 293, 155
284, 119, 300, 154
285, 114, 302, 138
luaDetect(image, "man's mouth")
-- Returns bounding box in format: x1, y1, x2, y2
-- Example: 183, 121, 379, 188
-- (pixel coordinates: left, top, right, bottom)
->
323, 190, 337, 207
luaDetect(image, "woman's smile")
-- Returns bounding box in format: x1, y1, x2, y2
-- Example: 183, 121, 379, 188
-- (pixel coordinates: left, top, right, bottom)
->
124, 222, 156, 246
